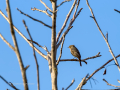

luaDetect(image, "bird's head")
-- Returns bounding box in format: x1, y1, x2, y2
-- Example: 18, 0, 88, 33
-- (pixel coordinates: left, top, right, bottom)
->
68, 45, 75, 49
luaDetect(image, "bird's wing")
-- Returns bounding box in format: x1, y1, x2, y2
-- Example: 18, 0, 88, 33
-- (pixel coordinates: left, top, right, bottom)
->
71, 48, 81, 58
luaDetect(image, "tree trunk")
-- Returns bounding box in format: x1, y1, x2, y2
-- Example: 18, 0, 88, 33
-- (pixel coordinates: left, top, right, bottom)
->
51, 0, 57, 90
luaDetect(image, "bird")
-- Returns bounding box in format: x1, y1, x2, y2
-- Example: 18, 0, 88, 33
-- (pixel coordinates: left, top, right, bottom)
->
68, 45, 82, 66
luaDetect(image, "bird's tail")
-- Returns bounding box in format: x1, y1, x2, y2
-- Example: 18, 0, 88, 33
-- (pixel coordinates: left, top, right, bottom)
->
79, 58, 82, 66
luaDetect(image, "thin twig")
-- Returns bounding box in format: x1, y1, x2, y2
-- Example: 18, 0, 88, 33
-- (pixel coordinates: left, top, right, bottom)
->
0, 33, 15, 51
23, 20, 40, 90
56, 0, 77, 43
117, 80, 120, 83
6, 0, 28, 90
57, 0, 71, 8
56, 33, 65, 65
25, 65, 30, 70
39, 0, 53, 13
75, 6, 83, 19
31, 7, 52, 17
73, 0, 80, 19
103, 79, 120, 88
0, 75, 19, 90
17, 8, 52, 28
75, 74, 89, 90
65, 79, 75, 90
0, 10, 47, 60
114, 9, 120, 13
86, 0, 120, 72
28, 39, 49, 54
82, 52, 101, 61
59, 52, 101, 62
86, 54, 120, 81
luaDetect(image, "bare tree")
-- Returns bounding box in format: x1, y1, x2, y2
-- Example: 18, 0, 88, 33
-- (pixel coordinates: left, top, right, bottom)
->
0, 0, 120, 90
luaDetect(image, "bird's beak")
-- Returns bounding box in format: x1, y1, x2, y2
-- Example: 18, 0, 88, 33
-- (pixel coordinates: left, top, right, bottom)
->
68, 47, 69, 48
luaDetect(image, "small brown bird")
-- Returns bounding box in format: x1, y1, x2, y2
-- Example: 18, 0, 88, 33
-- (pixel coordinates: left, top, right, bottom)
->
68, 45, 82, 66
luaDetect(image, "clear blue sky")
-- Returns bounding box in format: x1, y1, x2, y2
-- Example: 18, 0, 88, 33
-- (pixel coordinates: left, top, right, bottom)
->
0, 0, 120, 90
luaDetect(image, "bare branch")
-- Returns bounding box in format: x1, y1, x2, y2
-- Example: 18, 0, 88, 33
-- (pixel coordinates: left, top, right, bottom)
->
0, 33, 15, 51
59, 52, 101, 62
39, 0, 53, 13
23, 20, 40, 90
56, 26, 73, 49
56, 0, 77, 43
114, 9, 120, 13
82, 52, 101, 61
17, 8, 52, 28
57, 0, 71, 8
28, 39, 50, 54
73, 0, 80, 19
0, 10, 47, 60
103, 79, 120, 88
65, 79, 75, 90
75, 74, 88, 90
0, 75, 19, 90
6, 0, 28, 89
31, 7, 52, 17
56, 8, 83, 49
25, 65, 30, 70
56, 33, 65, 65
86, 0, 120, 72
75, 7, 83, 19
86, 54, 120, 81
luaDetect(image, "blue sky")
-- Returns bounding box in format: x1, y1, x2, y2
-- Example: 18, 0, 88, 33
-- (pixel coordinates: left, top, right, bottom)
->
0, 0, 120, 90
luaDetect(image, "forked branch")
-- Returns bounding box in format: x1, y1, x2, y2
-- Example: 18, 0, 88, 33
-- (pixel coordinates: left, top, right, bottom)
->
31, 7, 52, 17
56, 0, 77, 43
39, 0, 53, 12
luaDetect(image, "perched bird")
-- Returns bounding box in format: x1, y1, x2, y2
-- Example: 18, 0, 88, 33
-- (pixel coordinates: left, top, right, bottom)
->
68, 45, 82, 66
